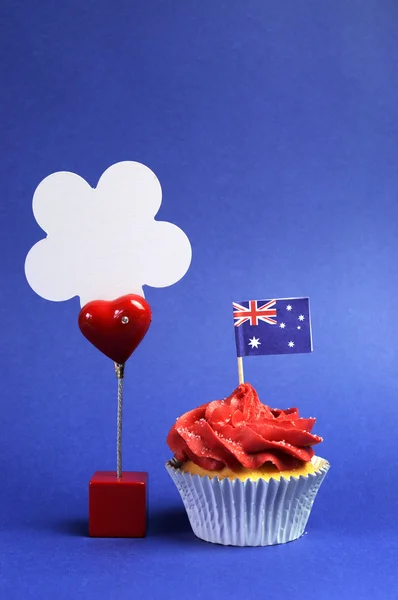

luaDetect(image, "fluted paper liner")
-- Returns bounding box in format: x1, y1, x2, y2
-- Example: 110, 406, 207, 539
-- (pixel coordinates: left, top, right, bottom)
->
166, 456, 329, 546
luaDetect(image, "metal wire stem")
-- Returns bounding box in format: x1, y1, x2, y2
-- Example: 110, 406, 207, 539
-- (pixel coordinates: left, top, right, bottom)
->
115, 363, 125, 479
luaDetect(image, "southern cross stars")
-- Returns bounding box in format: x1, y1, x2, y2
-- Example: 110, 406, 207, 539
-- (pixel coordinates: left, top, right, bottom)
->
248, 336, 261, 349
281, 308, 305, 347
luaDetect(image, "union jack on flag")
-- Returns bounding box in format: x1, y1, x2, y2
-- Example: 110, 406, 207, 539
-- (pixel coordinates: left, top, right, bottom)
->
233, 297, 313, 357
233, 299, 277, 327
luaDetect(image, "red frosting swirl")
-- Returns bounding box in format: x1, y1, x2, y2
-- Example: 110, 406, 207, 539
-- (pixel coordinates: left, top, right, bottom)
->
167, 383, 322, 471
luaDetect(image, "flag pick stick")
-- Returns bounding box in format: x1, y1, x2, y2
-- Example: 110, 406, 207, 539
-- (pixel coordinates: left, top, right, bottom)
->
237, 356, 244, 385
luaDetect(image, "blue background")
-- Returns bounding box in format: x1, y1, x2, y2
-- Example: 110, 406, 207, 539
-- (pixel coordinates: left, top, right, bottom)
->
1, 1, 397, 598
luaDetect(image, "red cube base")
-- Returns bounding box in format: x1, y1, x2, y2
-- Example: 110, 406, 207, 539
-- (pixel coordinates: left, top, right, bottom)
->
89, 471, 147, 538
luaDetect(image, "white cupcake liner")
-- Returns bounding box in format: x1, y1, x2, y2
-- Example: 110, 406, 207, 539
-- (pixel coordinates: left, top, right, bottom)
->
166, 456, 329, 546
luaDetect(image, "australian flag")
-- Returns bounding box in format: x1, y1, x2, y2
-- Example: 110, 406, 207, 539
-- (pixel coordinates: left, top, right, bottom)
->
233, 297, 312, 357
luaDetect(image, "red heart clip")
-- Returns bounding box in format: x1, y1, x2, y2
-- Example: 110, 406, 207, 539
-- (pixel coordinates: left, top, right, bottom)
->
78, 294, 152, 364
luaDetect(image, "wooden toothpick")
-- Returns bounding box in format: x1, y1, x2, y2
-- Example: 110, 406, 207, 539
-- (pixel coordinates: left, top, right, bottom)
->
237, 356, 244, 384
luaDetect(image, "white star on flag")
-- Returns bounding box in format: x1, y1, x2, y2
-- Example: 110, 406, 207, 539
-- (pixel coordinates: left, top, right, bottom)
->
297, 326, 301, 330
248, 336, 261, 349
288, 341, 295, 348
286, 305, 292, 311
298, 315, 305, 321
279, 323, 286, 329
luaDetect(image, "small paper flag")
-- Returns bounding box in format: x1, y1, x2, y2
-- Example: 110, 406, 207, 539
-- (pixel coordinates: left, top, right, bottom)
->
233, 297, 312, 357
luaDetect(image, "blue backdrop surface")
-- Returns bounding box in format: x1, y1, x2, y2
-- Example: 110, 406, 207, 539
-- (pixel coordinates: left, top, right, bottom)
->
1, 1, 398, 598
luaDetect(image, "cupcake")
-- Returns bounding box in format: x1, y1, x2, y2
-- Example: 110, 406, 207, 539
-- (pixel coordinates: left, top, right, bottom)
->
166, 382, 329, 546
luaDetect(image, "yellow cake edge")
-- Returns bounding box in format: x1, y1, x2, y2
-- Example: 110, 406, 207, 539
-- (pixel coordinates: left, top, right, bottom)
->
170, 456, 327, 483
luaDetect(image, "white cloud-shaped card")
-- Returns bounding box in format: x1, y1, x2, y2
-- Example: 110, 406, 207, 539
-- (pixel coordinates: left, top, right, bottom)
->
25, 161, 192, 307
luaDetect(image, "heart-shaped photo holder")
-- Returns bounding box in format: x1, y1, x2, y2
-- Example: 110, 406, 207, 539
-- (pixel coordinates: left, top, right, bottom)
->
24, 161, 192, 539
78, 293, 152, 538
